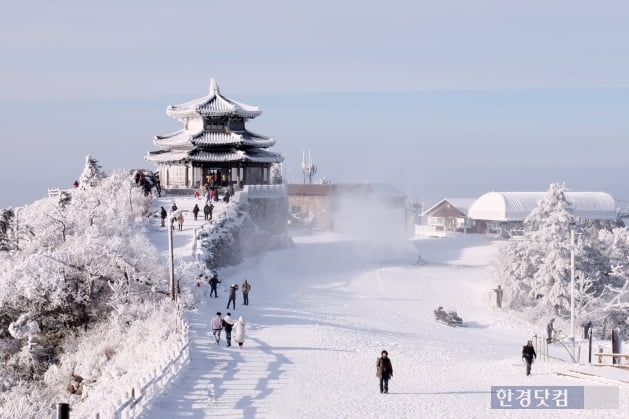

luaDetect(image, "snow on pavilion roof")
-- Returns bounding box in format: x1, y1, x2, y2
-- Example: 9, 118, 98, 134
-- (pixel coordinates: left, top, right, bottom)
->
166, 78, 261, 119
154, 129, 275, 149
145, 148, 284, 164
468, 191, 617, 221
144, 150, 190, 163
191, 149, 284, 164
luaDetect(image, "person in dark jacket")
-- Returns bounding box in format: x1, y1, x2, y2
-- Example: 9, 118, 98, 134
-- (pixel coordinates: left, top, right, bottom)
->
522, 340, 537, 376
227, 283, 238, 309
241, 279, 251, 305
160, 206, 167, 227
209, 273, 221, 298
547, 318, 555, 343
203, 203, 214, 221
376, 350, 393, 394
222, 312, 234, 347
192, 204, 200, 221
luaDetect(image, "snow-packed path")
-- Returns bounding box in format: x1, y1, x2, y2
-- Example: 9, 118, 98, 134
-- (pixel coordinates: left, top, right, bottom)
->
141, 198, 628, 418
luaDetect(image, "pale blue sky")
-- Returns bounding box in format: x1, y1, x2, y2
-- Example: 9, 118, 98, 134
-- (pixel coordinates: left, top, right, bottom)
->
1, 1, 628, 209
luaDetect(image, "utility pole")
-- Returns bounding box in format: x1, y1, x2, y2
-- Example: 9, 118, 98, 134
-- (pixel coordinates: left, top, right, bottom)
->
168, 212, 175, 301
301, 149, 317, 184
570, 229, 576, 362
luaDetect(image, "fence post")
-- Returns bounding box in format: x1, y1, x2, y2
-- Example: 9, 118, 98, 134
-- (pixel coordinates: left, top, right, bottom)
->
612, 328, 621, 365
588, 329, 592, 364
57, 403, 70, 419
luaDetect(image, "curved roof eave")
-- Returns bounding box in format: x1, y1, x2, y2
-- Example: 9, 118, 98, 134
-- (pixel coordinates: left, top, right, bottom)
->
145, 150, 189, 163
165, 78, 262, 119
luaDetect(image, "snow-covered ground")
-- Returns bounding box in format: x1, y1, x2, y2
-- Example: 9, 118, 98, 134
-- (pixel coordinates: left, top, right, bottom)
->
140, 194, 628, 418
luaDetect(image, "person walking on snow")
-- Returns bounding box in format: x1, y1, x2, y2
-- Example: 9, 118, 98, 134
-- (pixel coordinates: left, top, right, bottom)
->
204, 203, 214, 221
376, 350, 393, 394
210, 312, 223, 344
222, 312, 234, 347
522, 340, 537, 376
209, 272, 221, 298
493, 285, 504, 308
192, 204, 200, 221
160, 206, 167, 227
227, 283, 239, 310
234, 316, 246, 348
547, 318, 555, 343
242, 279, 251, 305
177, 213, 184, 231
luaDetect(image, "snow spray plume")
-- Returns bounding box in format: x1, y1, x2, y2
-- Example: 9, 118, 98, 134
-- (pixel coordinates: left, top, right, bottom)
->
332, 192, 414, 262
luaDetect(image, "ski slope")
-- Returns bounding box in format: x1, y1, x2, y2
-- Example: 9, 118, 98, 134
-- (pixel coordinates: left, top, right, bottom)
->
142, 195, 628, 418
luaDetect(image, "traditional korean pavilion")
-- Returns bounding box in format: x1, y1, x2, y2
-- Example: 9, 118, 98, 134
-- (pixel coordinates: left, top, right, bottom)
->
146, 78, 283, 191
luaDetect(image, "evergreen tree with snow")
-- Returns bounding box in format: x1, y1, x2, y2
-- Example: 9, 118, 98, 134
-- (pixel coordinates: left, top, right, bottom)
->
271, 163, 283, 185
496, 183, 579, 313
495, 183, 629, 333
0, 208, 14, 251
78, 154, 105, 190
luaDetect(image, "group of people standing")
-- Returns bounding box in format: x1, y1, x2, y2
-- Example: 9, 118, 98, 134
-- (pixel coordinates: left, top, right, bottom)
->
223, 279, 251, 310
205, 273, 252, 349
158, 200, 217, 230
158, 204, 185, 230
205, 273, 251, 309
211, 311, 246, 348
191, 202, 215, 221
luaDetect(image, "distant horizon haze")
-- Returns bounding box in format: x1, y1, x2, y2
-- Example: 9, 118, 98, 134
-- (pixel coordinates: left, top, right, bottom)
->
1, 1, 628, 209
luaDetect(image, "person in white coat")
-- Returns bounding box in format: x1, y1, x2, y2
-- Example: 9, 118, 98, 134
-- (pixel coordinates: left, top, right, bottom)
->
234, 316, 246, 348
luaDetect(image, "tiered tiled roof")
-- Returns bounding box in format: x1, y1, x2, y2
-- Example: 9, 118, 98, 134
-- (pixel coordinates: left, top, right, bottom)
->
153, 129, 275, 149
146, 78, 283, 166
146, 148, 283, 164
166, 78, 261, 119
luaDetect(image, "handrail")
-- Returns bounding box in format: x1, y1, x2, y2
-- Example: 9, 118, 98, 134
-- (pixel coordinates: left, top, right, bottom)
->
93, 317, 189, 419
553, 337, 578, 363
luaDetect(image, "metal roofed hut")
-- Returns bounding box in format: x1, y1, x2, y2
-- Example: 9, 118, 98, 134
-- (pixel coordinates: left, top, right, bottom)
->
146, 78, 284, 193
468, 191, 618, 238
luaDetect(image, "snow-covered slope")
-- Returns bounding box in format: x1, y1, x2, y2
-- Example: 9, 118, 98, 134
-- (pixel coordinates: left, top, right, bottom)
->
141, 196, 628, 418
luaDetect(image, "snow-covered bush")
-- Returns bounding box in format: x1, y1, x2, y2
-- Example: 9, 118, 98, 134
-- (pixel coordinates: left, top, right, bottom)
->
0, 162, 178, 415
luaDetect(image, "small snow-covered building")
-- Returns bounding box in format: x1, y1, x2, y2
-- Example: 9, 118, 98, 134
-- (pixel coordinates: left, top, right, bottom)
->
287, 184, 334, 230
418, 198, 476, 235
468, 191, 618, 237
146, 78, 284, 192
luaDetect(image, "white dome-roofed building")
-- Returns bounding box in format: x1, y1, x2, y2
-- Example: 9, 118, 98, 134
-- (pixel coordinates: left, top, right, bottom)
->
146, 78, 284, 192
468, 191, 618, 237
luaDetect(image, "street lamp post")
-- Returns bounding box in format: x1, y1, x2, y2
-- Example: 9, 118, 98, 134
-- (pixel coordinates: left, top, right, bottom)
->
168, 212, 175, 301
570, 229, 576, 362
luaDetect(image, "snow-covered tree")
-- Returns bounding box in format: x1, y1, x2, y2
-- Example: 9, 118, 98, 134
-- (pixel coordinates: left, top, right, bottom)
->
77, 155, 105, 190
495, 183, 629, 333
271, 163, 283, 185
0, 208, 14, 251
0, 167, 167, 390
496, 183, 578, 313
